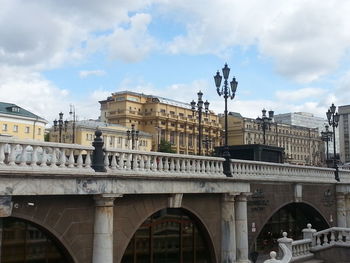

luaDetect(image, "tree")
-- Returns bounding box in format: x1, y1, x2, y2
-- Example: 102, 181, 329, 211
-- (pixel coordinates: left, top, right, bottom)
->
158, 140, 176, 153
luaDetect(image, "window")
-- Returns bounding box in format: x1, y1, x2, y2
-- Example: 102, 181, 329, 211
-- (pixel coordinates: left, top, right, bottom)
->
37, 128, 41, 135
13, 125, 18, 132
2, 124, 7, 131
25, 126, 30, 133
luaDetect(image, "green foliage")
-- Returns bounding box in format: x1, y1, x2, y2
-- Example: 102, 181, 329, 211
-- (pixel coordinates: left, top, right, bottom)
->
44, 133, 50, 142
158, 140, 176, 153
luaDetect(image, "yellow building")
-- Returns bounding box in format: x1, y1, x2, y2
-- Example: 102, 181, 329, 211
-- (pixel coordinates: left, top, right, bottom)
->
220, 112, 323, 166
0, 102, 47, 141
49, 120, 153, 151
99, 91, 222, 155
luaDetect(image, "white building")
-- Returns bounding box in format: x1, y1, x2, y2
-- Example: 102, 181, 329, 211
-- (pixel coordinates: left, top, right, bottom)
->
339, 105, 350, 164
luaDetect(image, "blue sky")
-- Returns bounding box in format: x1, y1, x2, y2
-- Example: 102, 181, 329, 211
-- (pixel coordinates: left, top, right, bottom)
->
1, 0, 350, 124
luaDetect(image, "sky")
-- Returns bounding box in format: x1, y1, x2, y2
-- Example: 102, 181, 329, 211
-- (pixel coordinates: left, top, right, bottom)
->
1, 0, 350, 125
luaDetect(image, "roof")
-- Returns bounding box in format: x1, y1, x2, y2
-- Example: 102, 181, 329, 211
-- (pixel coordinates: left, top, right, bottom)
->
0, 102, 47, 123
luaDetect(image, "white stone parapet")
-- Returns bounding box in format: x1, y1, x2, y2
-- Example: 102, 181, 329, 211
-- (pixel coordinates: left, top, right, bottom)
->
312, 227, 350, 250
0, 137, 94, 173
104, 147, 225, 177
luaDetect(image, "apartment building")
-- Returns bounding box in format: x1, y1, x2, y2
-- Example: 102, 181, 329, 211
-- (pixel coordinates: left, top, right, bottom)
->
0, 102, 47, 141
221, 112, 323, 166
49, 120, 153, 151
99, 91, 222, 154
338, 105, 350, 164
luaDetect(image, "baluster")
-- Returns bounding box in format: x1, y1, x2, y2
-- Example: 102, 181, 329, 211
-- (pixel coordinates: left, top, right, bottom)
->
210, 161, 215, 173
50, 148, 58, 168
205, 160, 210, 174
176, 158, 180, 172
104, 152, 110, 170
134, 154, 139, 171
316, 235, 321, 246
118, 153, 125, 170
68, 149, 75, 168
85, 151, 92, 169
126, 153, 132, 170
19, 145, 27, 166
145, 155, 151, 171
323, 233, 328, 246
40, 147, 47, 167
170, 158, 175, 172
110, 153, 117, 170
59, 149, 66, 168
164, 157, 169, 172
30, 146, 39, 167
152, 156, 157, 171
186, 159, 191, 173
139, 155, 145, 171
158, 156, 163, 172
330, 231, 335, 244
8, 144, 17, 166
181, 158, 186, 172
201, 160, 206, 174
0, 143, 5, 164
196, 160, 201, 173
191, 160, 196, 173
216, 161, 221, 173
292, 245, 297, 256
345, 232, 350, 244
338, 231, 344, 243
76, 152, 83, 168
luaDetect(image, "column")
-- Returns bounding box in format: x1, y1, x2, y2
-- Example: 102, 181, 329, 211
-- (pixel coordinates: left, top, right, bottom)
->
221, 193, 236, 263
346, 194, 350, 228
92, 194, 120, 263
336, 193, 346, 227
235, 194, 250, 263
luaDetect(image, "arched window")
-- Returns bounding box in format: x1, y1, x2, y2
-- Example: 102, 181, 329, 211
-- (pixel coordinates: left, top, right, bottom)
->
122, 208, 214, 263
1, 217, 73, 263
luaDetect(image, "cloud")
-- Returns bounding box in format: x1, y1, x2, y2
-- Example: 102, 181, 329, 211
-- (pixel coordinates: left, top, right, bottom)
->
79, 70, 106, 78
275, 87, 327, 102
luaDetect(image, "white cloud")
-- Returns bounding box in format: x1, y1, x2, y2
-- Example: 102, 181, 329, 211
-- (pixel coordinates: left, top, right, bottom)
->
275, 87, 327, 102
79, 70, 106, 78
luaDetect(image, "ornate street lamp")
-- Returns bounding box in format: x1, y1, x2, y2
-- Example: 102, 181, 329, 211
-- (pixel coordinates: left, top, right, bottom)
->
202, 135, 212, 156
321, 125, 333, 162
214, 63, 238, 176
256, 109, 274, 145
53, 112, 68, 143
127, 124, 139, 150
69, 104, 77, 144
326, 103, 340, 181
191, 90, 209, 156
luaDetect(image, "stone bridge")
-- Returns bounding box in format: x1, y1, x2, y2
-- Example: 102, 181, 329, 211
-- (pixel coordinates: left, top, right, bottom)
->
0, 136, 349, 263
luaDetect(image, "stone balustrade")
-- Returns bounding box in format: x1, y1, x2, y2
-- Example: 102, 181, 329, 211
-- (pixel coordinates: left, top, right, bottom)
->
313, 227, 350, 250
104, 147, 225, 177
230, 159, 350, 183
290, 239, 313, 261
0, 137, 94, 173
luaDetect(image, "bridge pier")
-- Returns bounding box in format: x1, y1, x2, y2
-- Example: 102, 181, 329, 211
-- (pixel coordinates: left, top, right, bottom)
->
92, 194, 121, 263
235, 193, 251, 263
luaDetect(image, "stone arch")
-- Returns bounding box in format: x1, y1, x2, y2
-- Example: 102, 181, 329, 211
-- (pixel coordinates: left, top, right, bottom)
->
252, 201, 329, 256
118, 205, 217, 262
1, 216, 75, 263
115, 195, 220, 262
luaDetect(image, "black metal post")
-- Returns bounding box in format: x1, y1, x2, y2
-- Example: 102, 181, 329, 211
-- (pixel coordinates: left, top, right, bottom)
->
92, 129, 106, 172
69, 105, 76, 144
53, 112, 67, 143
198, 106, 202, 156
326, 104, 340, 181
214, 64, 238, 177
256, 109, 273, 145
127, 124, 139, 150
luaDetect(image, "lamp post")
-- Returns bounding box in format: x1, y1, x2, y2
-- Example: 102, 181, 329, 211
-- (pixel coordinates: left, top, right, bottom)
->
202, 135, 212, 156
69, 104, 77, 144
127, 124, 139, 150
53, 112, 68, 143
326, 103, 340, 181
191, 91, 209, 156
214, 63, 238, 176
155, 126, 161, 151
321, 124, 332, 162
256, 109, 274, 145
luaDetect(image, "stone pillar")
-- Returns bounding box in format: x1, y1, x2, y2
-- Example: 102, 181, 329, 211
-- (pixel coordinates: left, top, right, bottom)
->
346, 194, 350, 228
336, 193, 346, 227
235, 194, 250, 263
221, 193, 237, 263
92, 194, 120, 263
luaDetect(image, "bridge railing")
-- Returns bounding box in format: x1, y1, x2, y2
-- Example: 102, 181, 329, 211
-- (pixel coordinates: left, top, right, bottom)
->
312, 227, 350, 250
229, 159, 349, 183
103, 147, 225, 177
0, 137, 94, 173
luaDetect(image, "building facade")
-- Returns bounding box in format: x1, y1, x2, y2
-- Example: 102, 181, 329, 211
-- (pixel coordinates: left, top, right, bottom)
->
99, 91, 222, 155
49, 120, 153, 151
274, 112, 338, 159
339, 105, 350, 164
0, 102, 47, 141
221, 112, 323, 166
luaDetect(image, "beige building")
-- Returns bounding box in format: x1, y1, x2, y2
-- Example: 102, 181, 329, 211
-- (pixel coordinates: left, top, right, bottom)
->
49, 120, 153, 151
99, 91, 222, 155
0, 102, 47, 141
220, 112, 323, 166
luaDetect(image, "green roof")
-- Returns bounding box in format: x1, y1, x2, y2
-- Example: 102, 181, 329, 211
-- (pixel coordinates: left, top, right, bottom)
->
0, 102, 47, 123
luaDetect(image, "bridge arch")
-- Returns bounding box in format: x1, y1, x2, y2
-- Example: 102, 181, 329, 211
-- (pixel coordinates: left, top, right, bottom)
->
1, 216, 75, 263
120, 207, 217, 262
252, 201, 329, 256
